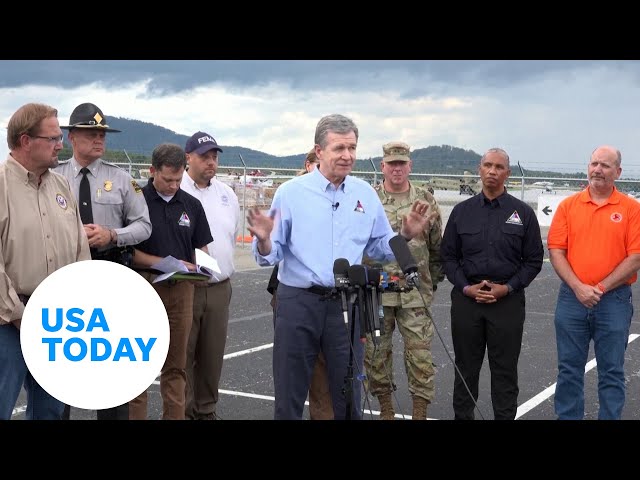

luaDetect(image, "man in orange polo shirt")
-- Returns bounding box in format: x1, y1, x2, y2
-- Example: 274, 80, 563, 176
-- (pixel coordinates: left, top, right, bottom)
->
548, 144, 640, 420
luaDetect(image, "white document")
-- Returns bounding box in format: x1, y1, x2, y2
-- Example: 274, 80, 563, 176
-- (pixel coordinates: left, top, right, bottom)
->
151, 255, 189, 274
195, 249, 222, 275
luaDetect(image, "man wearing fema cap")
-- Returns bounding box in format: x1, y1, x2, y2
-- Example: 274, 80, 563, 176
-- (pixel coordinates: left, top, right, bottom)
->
181, 131, 240, 420
362, 141, 444, 420
54, 102, 152, 421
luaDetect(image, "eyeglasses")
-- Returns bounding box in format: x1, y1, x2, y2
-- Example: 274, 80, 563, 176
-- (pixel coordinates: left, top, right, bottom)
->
30, 134, 64, 144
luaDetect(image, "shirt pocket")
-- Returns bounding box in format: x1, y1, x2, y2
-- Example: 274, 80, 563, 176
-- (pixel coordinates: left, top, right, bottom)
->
501, 223, 525, 254
93, 194, 124, 228
351, 211, 375, 247
458, 224, 483, 256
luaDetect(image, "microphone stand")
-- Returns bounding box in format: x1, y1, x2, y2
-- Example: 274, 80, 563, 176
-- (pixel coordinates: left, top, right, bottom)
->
343, 291, 358, 420
368, 283, 381, 345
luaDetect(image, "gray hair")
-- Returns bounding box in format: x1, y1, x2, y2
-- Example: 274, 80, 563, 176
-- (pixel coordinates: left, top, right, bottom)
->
480, 147, 510, 167
151, 143, 187, 171
314, 114, 359, 148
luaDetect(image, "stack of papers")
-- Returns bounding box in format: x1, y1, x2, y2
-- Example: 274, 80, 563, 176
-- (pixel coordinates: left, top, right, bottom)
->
150, 250, 221, 284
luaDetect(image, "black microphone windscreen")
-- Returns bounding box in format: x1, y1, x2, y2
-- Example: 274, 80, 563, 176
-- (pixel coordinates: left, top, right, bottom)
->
367, 266, 382, 286
347, 265, 368, 287
389, 235, 418, 274
333, 258, 350, 275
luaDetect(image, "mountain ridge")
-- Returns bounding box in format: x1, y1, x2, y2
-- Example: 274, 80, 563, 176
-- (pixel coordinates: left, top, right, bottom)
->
102, 116, 484, 174
66, 116, 586, 178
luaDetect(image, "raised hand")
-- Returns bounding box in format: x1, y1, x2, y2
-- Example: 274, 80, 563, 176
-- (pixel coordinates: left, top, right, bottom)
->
400, 200, 432, 240
246, 207, 274, 242
247, 207, 276, 255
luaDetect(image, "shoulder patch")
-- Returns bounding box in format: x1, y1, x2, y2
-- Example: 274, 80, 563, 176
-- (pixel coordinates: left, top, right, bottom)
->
131, 180, 143, 194
57, 159, 70, 165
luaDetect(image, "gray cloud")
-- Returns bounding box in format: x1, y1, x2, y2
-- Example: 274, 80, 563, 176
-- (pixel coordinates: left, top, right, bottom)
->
1, 60, 625, 96
3, 60, 640, 177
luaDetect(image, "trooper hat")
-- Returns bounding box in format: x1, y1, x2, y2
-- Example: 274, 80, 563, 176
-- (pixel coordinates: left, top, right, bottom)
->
185, 131, 224, 155
60, 103, 121, 132
382, 141, 411, 162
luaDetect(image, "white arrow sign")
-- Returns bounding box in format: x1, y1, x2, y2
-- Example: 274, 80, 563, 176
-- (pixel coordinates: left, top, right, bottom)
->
537, 193, 573, 227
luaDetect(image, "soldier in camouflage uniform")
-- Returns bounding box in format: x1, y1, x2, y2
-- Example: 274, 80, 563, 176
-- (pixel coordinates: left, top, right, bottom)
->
363, 141, 443, 420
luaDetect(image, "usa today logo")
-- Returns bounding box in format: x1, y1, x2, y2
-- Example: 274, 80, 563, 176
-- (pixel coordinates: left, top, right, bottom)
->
20, 260, 170, 411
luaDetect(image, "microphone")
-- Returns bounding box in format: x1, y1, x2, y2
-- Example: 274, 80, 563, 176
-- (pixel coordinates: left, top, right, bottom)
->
333, 258, 351, 325
389, 234, 420, 288
347, 265, 368, 341
332, 202, 340, 211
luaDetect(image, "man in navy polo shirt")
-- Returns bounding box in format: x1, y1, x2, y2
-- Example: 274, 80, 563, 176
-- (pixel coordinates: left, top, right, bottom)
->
130, 143, 212, 420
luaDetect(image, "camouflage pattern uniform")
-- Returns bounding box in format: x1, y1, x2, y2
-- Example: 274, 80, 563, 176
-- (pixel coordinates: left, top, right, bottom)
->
363, 182, 443, 407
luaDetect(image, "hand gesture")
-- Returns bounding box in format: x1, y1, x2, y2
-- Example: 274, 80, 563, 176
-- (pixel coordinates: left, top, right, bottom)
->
400, 200, 433, 240
247, 207, 274, 242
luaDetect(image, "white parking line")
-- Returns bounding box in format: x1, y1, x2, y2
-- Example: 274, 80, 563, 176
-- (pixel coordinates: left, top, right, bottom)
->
223, 343, 274, 359
12, 334, 638, 419
515, 333, 639, 419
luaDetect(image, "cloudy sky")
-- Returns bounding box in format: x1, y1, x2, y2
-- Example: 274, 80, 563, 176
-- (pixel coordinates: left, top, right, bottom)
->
2, 60, 640, 176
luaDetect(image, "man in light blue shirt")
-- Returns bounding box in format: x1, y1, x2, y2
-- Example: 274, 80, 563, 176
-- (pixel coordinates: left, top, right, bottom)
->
248, 114, 432, 420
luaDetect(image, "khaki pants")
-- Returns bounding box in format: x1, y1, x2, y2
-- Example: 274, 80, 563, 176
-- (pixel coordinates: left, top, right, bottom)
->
186, 279, 231, 419
129, 275, 194, 420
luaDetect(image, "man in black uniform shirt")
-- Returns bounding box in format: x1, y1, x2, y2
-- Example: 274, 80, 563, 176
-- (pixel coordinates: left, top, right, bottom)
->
129, 143, 213, 420
440, 147, 543, 420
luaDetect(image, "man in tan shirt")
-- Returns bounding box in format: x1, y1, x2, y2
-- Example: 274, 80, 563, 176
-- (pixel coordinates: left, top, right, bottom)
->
0, 103, 90, 420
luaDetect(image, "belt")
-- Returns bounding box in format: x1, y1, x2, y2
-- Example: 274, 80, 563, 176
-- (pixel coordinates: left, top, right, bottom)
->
306, 285, 334, 296
194, 278, 230, 288
18, 294, 30, 306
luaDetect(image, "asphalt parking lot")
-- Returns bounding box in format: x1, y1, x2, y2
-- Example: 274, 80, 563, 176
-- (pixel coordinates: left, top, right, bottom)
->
14, 245, 640, 421
11, 188, 640, 420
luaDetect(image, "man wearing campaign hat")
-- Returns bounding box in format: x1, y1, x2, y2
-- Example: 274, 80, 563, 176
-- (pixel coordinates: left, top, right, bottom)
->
54, 102, 152, 420
363, 141, 444, 420
181, 131, 239, 420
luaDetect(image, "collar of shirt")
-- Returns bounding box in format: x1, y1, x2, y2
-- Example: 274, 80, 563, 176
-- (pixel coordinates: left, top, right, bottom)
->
145, 178, 184, 204
70, 156, 102, 178
309, 166, 349, 194
378, 181, 416, 201
6, 155, 51, 187
184, 171, 212, 190
6, 155, 32, 185
580, 185, 622, 205
479, 189, 508, 207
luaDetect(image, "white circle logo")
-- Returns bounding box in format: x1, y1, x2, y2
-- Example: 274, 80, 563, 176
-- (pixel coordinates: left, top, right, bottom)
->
20, 260, 169, 410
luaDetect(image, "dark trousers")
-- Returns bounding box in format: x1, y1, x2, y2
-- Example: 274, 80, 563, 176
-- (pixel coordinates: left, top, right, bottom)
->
271, 292, 334, 420
273, 284, 363, 420
450, 288, 525, 420
62, 403, 129, 420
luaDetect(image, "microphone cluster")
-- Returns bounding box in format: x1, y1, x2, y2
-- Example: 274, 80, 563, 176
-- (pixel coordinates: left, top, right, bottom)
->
332, 234, 420, 346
